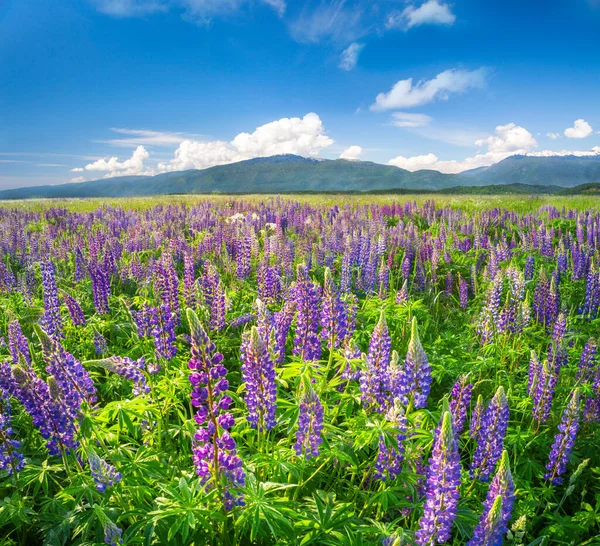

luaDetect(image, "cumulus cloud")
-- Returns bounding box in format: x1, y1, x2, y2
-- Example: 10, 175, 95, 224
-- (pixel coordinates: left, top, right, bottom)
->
81, 145, 153, 178
339, 145, 362, 160
70, 176, 86, 183
387, 0, 456, 30
339, 42, 364, 71
388, 122, 538, 173
158, 113, 333, 172
371, 68, 487, 111
71, 167, 84, 172
390, 112, 432, 127
546, 132, 561, 140
564, 119, 593, 139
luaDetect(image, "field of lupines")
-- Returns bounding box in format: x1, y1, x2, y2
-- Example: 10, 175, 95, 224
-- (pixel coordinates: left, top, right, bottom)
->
1, 195, 600, 546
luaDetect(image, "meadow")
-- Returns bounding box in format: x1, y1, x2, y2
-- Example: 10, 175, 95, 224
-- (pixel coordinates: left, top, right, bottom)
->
1, 194, 599, 546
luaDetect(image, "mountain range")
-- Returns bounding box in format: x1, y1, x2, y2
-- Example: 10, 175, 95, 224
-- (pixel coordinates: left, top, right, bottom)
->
2, 153, 600, 199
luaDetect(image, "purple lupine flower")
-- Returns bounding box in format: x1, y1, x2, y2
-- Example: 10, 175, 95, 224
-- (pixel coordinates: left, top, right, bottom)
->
471, 386, 509, 482
374, 399, 406, 482
415, 411, 461, 546
8, 320, 31, 366
524, 255, 535, 281
94, 507, 123, 546
98, 356, 149, 396
320, 267, 348, 349
36, 325, 97, 415
292, 264, 321, 362
396, 279, 408, 304
403, 318, 431, 409
132, 305, 151, 337
183, 250, 196, 307
228, 313, 256, 329
531, 360, 557, 425
88, 447, 122, 492
548, 312, 568, 371
240, 326, 277, 431
545, 388, 581, 485
272, 301, 296, 366
360, 311, 391, 412
528, 350, 541, 396
470, 449, 515, 545
294, 387, 324, 459
340, 338, 362, 382
94, 331, 108, 355
546, 275, 560, 326
148, 304, 177, 361
0, 361, 78, 455
576, 339, 597, 384
470, 394, 484, 440
40, 260, 63, 339
468, 496, 503, 546
0, 390, 25, 476
458, 274, 468, 309
187, 309, 245, 509
210, 280, 226, 332
61, 290, 87, 326
154, 255, 180, 326
450, 376, 473, 436
445, 271, 454, 297
88, 260, 111, 315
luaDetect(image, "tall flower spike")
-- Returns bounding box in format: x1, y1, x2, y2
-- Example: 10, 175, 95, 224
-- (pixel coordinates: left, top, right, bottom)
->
240, 326, 277, 431
531, 360, 557, 425
415, 411, 461, 546
374, 399, 406, 482
471, 386, 510, 482
469, 450, 515, 546
88, 447, 122, 493
0, 390, 25, 476
450, 376, 473, 436
40, 260, 63, 339
187, 309, 245, 510
320, 267, 348, 350
360, 310, 391, 412
468, 496, 504, 546
292, 264, 321, 362
61, 290, 87, 326
545, 389, 581, 485
8, 320, 31, 367
404, 318, 431, 409
294, 387, 324, 459
470, 394, 484, 439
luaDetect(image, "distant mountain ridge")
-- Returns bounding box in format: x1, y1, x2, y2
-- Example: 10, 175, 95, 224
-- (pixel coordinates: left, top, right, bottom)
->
1, 153, 600, 199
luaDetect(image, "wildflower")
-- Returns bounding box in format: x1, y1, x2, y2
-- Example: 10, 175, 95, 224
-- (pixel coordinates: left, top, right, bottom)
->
61, 290, 87, 326
320, 267, 348, 349
294, 387, 324, 459
94, 331, 108, 355
40, 260, 63, 339
99, 356, 149, 396
450, 376, 473, 436
360, 311, 391, 412
88, 447, 122, 492
292, 264, 321, 361
374, 400, 406, 482
8, 320, 31, 366
415, 411, 461, 546
403, 318, 431, 409
0, 390, 25, 475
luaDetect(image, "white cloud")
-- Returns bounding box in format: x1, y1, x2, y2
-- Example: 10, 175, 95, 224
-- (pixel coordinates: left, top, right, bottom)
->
70, 176, 86, 183
526, 146, 600, 157
261, 0, 285, 17
81, 145, 153, 178
93, 0, 167, 17
390, 112, 432, 127
564, 119, 593, 139
158, 113, 333, 172
546, 132, 561, 140
371, 68, 487, 111
387, 0, 456, 30
339, 42, 364, 71
388, 122, 538, 173
339, 145, 362, 160
71, 167, 84, 172
100, 128, 205, 147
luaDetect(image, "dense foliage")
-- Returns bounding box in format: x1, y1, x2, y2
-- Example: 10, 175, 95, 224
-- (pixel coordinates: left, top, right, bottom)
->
1, 196, 599, 545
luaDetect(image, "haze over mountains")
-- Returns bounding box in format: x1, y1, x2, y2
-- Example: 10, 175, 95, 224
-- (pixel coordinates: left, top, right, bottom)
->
1, 153, 600, 199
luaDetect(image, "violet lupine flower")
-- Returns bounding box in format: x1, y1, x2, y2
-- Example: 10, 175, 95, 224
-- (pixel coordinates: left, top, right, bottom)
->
415, 411, 461, 546
403, 318, 431, 409
468, 495, 503, 546
88, 447, 122, 492
470, 394, 484, 440
148, 304, 177, 361
470, 449, 515, 545
294, 387, 324, 459
228, 313, 256, 329
88, 260, 111, 315
94, 508, 123, 546
272, 301, 296, 366
40, 260, 63, 339
528, 350, 541, 396
548, 312, 568, 371
210, 280, 226, 332
546, 275, 560, 326
94, 331, 108, 355
183, 250, 196, 307
360, 311, 391, 412
449, 376, 473, 436
471, 386, 510, 482
445, 271, 454, 297
0, 361, 78, 455
187, 309, 245, 509
154, 256, 181, 326
0, 390, 25, 476
531, 360, 557, 425
8, 320, 31, 366
292, 264, 322, 362
396, 279, 408, 304
524, 255, 535, 281
320, 267, 348, 349
132, 306, 151, 337
458, 274, 468, 309
576, 339, 597, 384
240, 326, 277, 431
36, 325, 97, 415
545, 388, 581, 485
61, 290, 86, 326
374, 400, 406, 482
100, 356, 149, 396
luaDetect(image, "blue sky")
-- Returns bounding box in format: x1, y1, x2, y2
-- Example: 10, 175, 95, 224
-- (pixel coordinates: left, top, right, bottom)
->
1, 0, 600, 188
